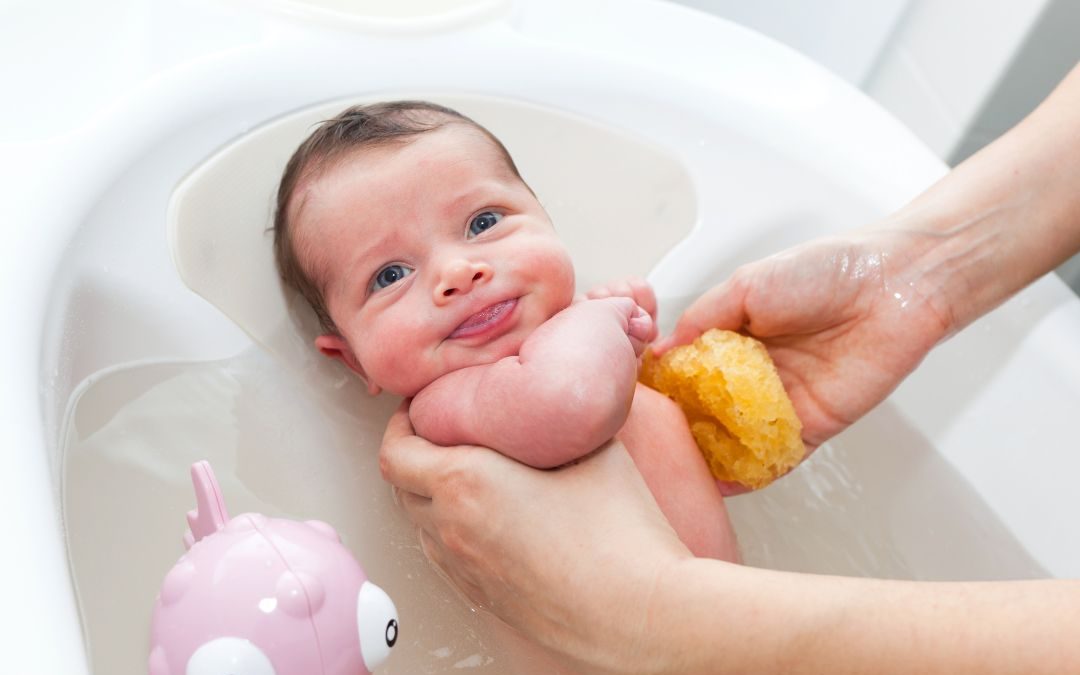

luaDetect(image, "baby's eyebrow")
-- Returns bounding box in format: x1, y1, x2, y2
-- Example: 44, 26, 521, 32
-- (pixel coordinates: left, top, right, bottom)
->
443, 182, 502, 218
334, 230, 395, 299
444, 188, 482, 217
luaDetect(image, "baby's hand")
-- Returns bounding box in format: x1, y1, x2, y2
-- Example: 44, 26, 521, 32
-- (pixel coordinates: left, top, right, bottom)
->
626, 305, 654, 357
582, 276, 659, 343
589, 296, 654, 358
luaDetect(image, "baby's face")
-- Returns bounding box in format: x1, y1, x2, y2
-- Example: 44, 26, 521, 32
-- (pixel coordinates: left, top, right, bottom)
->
295, 125, 575, 396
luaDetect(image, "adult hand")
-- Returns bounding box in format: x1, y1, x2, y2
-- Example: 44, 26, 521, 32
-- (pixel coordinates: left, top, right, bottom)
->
379, 401, 693, 674
653, 229, 953, 451
652, 63, 1080, 457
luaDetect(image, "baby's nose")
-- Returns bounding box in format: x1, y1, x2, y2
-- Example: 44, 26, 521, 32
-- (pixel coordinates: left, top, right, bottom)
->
433, 259, 493, 305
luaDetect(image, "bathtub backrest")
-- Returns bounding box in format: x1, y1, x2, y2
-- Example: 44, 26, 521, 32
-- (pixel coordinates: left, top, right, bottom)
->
167, 95, 695, 373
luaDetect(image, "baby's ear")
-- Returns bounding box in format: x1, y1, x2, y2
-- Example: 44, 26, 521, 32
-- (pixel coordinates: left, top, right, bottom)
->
314, 334, 382, 395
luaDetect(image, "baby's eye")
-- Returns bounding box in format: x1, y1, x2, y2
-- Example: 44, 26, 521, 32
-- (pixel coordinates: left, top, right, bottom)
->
372, 263, 413, 291
467, 211, 502, 238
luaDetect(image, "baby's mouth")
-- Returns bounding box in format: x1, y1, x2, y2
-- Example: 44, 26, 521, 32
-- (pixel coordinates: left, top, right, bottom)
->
449, 298, 518, 339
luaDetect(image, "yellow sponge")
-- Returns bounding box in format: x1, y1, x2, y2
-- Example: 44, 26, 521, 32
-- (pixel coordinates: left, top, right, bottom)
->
640, 329, 805, 489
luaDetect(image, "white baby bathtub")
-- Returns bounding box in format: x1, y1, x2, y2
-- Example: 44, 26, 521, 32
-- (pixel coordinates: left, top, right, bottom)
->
5, 0, 1080, 673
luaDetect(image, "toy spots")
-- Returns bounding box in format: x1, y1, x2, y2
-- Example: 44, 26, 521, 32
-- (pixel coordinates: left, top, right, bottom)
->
275, 570, 324, 617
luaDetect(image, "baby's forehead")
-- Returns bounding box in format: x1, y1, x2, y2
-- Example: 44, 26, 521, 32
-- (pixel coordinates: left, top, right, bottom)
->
349, 123, 513, 178
309, 126, 519, 220
307, 125, 512, 204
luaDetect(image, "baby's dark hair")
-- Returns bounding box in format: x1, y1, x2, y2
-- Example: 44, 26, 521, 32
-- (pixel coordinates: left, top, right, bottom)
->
273, 100, 524, 333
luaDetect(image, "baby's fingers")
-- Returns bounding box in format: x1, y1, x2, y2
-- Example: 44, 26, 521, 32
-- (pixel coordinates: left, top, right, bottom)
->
628, 307, 658, 342
627, 309, 655, 357
585, 276, 658, 322
625, 277, 658, 322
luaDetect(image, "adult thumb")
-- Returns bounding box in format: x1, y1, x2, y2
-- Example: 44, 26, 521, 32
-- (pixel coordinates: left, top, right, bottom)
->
651, 276, 748, 356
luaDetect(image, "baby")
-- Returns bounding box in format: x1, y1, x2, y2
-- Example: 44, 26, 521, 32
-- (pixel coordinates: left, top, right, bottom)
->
273, 101, 738, 561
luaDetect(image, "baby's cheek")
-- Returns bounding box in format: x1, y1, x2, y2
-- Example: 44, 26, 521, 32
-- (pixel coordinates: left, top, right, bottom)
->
377, 359, 433, 398
347, 307, 432, 393
358, 338, 426, 397
532, 246, 576, 308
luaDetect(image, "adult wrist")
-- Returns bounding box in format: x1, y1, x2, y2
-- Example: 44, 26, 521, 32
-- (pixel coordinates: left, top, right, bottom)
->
873, 187, 1028, 340
630, 558, 783, 675
876, 70, 1080, 337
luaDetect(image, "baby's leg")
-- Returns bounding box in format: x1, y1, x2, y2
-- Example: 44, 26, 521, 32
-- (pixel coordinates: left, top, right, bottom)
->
618, 384, 740, 562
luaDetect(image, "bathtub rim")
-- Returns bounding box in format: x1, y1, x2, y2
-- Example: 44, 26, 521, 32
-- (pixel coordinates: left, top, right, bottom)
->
2, 0, 1057, 672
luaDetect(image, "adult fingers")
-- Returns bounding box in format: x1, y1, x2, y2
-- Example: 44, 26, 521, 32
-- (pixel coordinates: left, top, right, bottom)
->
382, 399, 416, 439
611, 279, 635, 301
417, 529, 486, 609
391, 460, 488, 605
417, 528, 449, 575
396, 488, 436, 534
379, 401, 453, 499
651, 274, 748, 355
416, 528, 460, 595
716, 479, 752, 497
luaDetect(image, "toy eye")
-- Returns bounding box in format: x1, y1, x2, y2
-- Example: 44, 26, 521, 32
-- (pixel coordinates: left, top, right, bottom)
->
186, 637, 275, 675
467, 211, 502, 237
357, 580, 399, 671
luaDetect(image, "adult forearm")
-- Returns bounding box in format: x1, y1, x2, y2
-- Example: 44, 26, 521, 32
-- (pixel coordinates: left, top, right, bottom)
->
638, 560, 1080, 675
883, 63, 1080, 336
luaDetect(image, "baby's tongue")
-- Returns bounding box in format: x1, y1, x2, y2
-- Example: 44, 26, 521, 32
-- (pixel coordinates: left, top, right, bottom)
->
452, 299, 514, 337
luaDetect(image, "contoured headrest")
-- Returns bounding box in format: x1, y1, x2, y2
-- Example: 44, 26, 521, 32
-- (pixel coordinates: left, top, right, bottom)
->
167, 95, 696, 376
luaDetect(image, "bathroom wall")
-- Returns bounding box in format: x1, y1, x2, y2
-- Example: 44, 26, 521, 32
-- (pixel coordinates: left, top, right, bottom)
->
857, 0, 1080, 182
668, 0, 1080, 294
667, 0, 909, 86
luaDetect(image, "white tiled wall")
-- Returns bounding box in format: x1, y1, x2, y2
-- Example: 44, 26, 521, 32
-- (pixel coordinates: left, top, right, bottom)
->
668, 0, 909, 85
947, 0, 1080, 165
858, 0, 1080, 292
861, 0, 1047, 160
668, 0, 1080, 294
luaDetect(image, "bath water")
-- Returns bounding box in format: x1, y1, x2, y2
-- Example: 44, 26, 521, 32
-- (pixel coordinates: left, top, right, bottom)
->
61, 347, 1045, 674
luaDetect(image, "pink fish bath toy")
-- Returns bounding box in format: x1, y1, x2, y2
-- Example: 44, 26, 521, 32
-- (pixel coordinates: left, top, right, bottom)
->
149, 461, 398, 674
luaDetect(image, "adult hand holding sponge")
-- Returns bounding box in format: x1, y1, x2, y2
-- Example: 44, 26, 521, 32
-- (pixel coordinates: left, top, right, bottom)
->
641, 329, 805, 490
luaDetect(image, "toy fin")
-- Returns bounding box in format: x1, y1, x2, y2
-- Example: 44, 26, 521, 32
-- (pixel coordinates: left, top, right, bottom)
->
183, 460, 230, 550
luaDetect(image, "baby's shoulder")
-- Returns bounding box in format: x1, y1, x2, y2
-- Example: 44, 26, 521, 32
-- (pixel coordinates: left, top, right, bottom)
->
631, 382, 683, 416
624, 382, 690, 434
618, 382, 697, 456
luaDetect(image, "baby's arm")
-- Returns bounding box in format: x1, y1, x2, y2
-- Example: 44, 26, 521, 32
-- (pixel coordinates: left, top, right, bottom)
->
411, 297, 652, 468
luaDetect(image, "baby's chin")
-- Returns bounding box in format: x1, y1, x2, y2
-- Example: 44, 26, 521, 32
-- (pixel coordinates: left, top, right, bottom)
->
452, 326, 530, 365
391, 331, 530, 397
